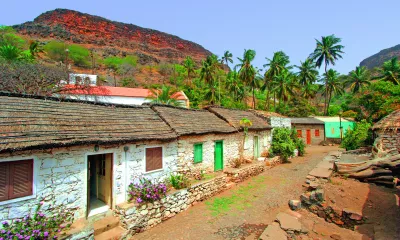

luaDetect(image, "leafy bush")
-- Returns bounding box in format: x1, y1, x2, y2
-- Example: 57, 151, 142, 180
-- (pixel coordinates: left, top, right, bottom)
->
290, 128, 306, 156
167, 173, 191, 190
128, 178, 167, 204
68, 44, 90, 67
340, 120, 372, 150
270, 128, 296, 162
44, 41, 66, 62
0, 202, 73, 239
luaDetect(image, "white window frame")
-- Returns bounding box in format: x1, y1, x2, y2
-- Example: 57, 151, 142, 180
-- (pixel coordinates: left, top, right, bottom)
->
0, 156, 38, 206
144, 145, 164, 174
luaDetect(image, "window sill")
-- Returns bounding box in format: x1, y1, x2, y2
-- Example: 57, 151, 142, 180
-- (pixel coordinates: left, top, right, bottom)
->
0, 194, 36, 206
145, 169, 164, 175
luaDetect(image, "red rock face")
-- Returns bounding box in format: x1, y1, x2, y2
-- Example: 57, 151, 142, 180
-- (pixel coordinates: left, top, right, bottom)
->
13, 9, 211, 64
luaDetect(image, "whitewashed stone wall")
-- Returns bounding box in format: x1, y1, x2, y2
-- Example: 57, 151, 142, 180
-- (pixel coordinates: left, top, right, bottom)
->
373, 129, 400, 157
269, 117, 291, 128
243, 130, 271, 159
176, 133, 240, 174
0, 140, 178, 222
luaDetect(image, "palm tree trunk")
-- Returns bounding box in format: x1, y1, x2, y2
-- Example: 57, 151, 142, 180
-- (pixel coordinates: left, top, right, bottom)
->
273, 92, 276, 110
324, 64, 328, 115
266, 90, 270, 111
252, 87, 256, 109
327, 90, 332, 115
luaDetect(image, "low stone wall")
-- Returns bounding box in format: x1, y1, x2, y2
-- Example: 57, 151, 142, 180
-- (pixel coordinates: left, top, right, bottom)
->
114, 175, 227, 236
224, 162, 265, 183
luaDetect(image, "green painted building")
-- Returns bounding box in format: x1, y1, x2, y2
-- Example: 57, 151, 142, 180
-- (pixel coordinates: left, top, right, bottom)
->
314, 117, 355, 139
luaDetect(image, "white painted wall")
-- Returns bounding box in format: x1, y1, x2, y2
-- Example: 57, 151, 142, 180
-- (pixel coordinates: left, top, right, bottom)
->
0, 140, 178, 221
243, 130, 271, 159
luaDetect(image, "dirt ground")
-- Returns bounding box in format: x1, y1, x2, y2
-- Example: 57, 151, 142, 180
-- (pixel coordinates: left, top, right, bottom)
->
131, 146, 339, 240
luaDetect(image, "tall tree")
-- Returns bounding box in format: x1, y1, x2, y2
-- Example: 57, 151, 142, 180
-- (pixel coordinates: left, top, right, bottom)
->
272, 69, 298, 108
263, 51, 291, 110
236, 49, 257, 109
309, 35, 344, 115
226, 70, 245, 102
295, 58, 319, 85
346, 66, 371, 93
182, 56, 195, 85
301, 82, 318, 103
221, 50, 233, 66
200, 55, 220, 104
323, 69, 344, 114
373, 57, 400, 85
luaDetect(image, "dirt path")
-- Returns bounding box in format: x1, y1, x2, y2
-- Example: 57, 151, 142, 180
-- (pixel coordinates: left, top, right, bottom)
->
132, 146, 338, 240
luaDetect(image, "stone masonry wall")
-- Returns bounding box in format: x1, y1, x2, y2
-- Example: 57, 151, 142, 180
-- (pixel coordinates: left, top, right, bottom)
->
176, 133, 240, 175
0, 140, 178, 222
269, 117, 291, 128
373, 129, 400, 157
224, 162, 266, 183
292, 124, 325, 145
243, 130, 271, 159
115, 175, 227, 235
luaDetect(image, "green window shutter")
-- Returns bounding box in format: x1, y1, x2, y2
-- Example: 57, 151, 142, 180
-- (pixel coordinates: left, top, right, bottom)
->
194, 144, 203, 163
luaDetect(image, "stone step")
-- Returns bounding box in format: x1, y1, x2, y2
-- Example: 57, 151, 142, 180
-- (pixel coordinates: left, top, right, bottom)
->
94, 226, 126, 240
93, 215, 120, 236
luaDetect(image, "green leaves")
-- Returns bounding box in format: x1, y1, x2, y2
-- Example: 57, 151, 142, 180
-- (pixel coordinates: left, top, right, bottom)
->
374, 57, 400, 85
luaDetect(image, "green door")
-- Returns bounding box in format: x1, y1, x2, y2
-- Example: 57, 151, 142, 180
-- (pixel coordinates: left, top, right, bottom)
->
254, 136, 259, 159
214, 141, 223, 171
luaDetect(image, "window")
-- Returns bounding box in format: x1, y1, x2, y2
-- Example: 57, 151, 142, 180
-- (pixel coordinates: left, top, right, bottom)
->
0, 160, 33, 201
315, 129, 320, 137
194, 144, 203, 163
297, 130, 302, 138
146, 147, 163, 172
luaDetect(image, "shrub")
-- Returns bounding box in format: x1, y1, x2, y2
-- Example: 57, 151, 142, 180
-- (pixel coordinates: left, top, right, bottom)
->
340, 120, 372, 150
0, 202, 74, 239
68, 44, 90, 67
270, 128, 296, 162
44, 41, 66, 62
290, 128, 306, 156
128, 178, 167, 204
167, 173, 191, 190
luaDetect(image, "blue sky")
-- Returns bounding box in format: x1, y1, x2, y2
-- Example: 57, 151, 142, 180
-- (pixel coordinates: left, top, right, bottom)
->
1, 0, 399, 74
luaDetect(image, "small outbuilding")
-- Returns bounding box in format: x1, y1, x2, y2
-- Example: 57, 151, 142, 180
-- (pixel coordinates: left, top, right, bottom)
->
206, 106, 273, 160
314, 116, 355, 143
290, 118, 325, 145
372, 109, 400, 156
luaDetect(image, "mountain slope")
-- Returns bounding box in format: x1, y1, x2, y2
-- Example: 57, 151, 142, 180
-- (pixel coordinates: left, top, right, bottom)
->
13, 9, 212, 65
360, 44, 400, 69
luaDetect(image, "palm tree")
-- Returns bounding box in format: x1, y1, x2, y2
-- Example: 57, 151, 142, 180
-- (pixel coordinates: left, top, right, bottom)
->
346, 66, 371, 93
226, 70, 245, 102
0, 45, 21, 61
182, 56, 196, 85
373, 57, 400, 85
295, 58, 319, 85
272, 69, 298, 108
29, 40, 44, 59
323, 69, 344, 113
148, 85, 183, 107
200, 55, 220, 104
221, 50, 233, 66
301, 82, 318, 102
236, 49, 257, 109
263, 51, 291, 110
309, 35, 344, 115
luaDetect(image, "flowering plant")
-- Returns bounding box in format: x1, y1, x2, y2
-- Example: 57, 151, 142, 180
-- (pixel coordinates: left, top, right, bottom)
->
128, 177, 167, 204
0, 201, 74, 240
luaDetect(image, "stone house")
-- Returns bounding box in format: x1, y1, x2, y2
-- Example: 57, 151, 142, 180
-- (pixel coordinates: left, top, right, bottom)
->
254, 111, 292, 128
0, 93, 179, 220
290, 118, 325, 145
206, 107, 273, 160
372, 109, 400, 157
150, 105, 239, 175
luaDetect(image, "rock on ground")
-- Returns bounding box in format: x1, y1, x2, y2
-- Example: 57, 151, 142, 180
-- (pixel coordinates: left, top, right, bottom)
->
275, 212, 302, 232
259, 222, 287, 240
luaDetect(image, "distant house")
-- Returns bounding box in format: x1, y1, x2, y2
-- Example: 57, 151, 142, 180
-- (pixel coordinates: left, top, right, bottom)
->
372, 109, 400, 156
151, 105, 239, 175
206, 107, 273, 160
0, 93, 178, 219
290, 118, 325, 145
254, 111, 291, 128
60, 73, 98, 86
57, 85, 190, 108
314, 116, 355, 142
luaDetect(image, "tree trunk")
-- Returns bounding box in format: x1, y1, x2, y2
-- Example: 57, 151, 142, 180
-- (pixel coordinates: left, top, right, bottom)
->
327, 90, 332, 115
266, 90, 270, 111
252, 87, 256, 109
324, 64, 328, 115
273, 92, 276, 110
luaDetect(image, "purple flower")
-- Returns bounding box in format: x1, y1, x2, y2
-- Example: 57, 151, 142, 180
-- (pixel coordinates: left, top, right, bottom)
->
1, 230, 5, 234
44, 232, 49, 237
40, 201, 44, 205
1, 221, 8, 226
38, 212, 45, 217
137, 197, 143, 203
53, 236, 58, 239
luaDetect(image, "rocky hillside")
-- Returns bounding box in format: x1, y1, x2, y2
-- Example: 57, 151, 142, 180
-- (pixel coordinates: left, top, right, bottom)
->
360, 44, 400, 69
13, 9, 212, 65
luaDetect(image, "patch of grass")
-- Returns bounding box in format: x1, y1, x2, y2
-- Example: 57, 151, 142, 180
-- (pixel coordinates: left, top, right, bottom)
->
205, 175, 266, 217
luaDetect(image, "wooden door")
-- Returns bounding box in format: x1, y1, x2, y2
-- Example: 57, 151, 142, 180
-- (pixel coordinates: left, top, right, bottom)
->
253, 136, 259, 159
214, 141, 223, 171
97, 154, 112, 206
306, 130, 311, 145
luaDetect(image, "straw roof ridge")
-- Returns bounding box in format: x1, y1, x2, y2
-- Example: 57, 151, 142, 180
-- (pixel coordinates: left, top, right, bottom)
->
372, 109, 400, 130
0, 91, 148, 109
145, 103, 209, 112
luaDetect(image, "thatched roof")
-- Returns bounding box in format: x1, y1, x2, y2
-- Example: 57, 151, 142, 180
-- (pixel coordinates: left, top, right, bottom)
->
291, 117, 325, 125
0, 93, 177, 153
151, 105, 237, 136
206, 106, 272, 131
372, 109, 400, 130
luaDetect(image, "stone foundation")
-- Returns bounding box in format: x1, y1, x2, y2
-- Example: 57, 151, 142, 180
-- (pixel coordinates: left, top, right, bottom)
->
114, 175, 227, 236
224, 162, 266, 183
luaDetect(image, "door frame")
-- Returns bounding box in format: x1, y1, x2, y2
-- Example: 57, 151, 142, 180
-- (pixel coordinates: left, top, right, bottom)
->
214, 140, 224, 171
253, 136, 259, 159
85, 151, 115, 218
